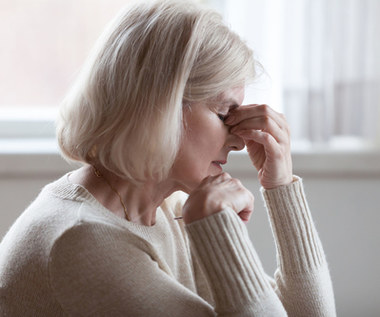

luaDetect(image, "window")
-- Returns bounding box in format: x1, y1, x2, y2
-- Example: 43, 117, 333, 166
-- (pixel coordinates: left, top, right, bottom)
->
213, 0, 380, 150
0, 0, 131, 140
2, 0, 379, 151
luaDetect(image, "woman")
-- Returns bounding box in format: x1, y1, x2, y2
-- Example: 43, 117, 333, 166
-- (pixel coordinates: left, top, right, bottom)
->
0, 0, 336, 316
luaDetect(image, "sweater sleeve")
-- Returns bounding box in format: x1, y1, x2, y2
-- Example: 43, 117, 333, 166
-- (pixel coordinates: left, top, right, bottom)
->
185, 209, 287, 316
262, 176, 336, 316
185, 177, 336, 317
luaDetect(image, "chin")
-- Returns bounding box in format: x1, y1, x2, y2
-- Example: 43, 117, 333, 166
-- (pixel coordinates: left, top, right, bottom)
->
177, 175, 206, 194
173, 168, 216, 194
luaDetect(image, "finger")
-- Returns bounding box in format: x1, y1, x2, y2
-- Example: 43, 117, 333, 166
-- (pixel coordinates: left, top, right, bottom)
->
234, 129, 283, 160
239, 190, 254, 221
238, 209, 253, 224
244, 140, 266, 170
229, 116, 288, 144
228, 180, 254, 215
232, 104, 287, 126
225, 104, 289, 133
213, 177, 253, 212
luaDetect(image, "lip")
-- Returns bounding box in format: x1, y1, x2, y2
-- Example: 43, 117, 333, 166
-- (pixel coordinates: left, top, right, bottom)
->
212, 160, 227, 171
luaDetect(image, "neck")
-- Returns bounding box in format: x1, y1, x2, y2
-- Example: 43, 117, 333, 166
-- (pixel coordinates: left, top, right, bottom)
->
121, 178, 176, 226
70, 165, 178, 226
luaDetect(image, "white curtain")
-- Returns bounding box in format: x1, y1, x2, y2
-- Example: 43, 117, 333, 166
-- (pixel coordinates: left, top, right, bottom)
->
218, 0, 380, 149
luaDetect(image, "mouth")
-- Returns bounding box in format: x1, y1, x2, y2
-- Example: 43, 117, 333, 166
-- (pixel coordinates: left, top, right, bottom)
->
212, 160, 227, 171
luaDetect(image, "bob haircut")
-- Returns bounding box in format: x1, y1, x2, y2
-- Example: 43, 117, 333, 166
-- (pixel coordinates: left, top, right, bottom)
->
57, 0, 256, 184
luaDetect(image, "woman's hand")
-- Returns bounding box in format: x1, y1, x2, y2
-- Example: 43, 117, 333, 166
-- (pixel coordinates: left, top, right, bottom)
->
182, 172, 254, 224
225, 104, 293, 189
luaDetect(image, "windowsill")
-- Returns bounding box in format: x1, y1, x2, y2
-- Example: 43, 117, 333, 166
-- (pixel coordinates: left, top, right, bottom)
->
228, 149, 380, 177
1, 138, 380, 177
0, 139, 73, 177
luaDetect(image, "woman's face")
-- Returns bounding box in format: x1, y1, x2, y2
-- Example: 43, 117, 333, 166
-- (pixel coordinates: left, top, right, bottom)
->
170, 86, 245, 193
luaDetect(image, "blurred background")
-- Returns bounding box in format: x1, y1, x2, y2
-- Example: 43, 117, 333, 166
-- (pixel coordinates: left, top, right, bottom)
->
0, 0, 379, 315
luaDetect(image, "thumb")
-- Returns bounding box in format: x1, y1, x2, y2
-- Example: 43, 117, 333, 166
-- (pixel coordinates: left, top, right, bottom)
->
238, 208, 253, 224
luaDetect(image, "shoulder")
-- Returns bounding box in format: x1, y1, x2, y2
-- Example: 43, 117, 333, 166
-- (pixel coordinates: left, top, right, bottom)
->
48, 220, 155, 286
47, 221, 167, 315
50, 220, 151, 259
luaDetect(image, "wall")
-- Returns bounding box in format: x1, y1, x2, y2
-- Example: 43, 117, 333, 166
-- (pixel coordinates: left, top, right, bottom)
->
1, 149, 380, 316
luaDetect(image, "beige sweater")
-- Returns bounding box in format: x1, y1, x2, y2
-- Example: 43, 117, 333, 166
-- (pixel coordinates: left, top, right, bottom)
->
0, 174, 336, 316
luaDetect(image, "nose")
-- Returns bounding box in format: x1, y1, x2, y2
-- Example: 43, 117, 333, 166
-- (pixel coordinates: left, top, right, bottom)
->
226, 130, 245, 152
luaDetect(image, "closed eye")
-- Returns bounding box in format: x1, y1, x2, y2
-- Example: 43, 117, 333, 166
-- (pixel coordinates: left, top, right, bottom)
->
216, 104, 238, 122
217, 113, 227, 122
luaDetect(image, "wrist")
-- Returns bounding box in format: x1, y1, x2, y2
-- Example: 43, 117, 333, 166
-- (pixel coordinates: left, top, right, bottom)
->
262, 175, 294, 190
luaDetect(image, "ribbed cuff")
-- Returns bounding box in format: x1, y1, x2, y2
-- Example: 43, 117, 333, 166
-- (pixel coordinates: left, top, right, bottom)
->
261, 176, 326, 274
185, 208, 280, 313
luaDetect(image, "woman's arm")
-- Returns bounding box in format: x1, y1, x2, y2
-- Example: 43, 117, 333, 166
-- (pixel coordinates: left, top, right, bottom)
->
49, 216, 286, 316
224, 104, 336, 316
185, 207, 287, 316
183, 176, 336, 316
181, 169, 289, 316
262, 177, 336, 316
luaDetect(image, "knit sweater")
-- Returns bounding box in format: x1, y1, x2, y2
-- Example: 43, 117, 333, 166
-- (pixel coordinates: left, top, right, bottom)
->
0, 173, 336, 316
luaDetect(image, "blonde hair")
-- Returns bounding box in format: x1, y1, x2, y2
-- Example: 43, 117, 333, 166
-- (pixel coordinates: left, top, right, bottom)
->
57, 0, 255, 183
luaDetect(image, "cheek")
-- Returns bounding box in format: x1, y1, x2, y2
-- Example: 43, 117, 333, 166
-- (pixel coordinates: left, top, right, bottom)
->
169, 152, 206, 192
172, 132, 218, 177
185, 123, 224, 159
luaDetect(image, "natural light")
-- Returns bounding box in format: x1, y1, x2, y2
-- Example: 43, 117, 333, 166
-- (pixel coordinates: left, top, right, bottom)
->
1, 0, 379, 150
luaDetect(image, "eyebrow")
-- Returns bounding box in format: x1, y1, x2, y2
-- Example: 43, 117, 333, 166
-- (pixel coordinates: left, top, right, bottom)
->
221, 98, 240, 109
210, 96, 240, 112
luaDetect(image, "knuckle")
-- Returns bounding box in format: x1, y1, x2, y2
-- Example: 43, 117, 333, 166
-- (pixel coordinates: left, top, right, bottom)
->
274, 148, 287, 159
286, 126, 291, 137
230, 177, 242, 186
262, 116, 270, 125
262, 133, 272, 142
247, 191, 254, 203
260, 104, 270, 114
220, 172, 231, 179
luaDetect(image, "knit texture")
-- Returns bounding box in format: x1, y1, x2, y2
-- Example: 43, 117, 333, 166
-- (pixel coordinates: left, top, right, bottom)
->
0, 174, 336, 316
262, 176, 336, 316
186, 209, 286, 316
